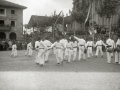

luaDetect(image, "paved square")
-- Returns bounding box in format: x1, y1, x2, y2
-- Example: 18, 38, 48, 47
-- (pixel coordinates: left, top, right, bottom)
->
0, 50, 120, 90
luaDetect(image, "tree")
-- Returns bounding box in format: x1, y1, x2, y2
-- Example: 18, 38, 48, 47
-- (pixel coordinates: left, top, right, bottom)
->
96, 0, 120, 35
97, 0, 120, 18
64, 16, 72, 24
71, 0, 89, 24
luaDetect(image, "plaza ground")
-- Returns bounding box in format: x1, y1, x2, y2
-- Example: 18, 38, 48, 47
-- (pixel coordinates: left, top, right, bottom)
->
0, 50, 120, 72
0, 50, 120, 90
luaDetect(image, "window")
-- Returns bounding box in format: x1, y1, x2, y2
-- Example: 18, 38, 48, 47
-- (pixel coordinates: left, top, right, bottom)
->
11, 10, 15, 14
0, 9, 5, 15
0, 20, 4, 26
11, 21, 15, 27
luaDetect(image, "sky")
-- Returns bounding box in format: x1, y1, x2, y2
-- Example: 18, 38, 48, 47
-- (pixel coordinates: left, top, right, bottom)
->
7, 0, 73, 24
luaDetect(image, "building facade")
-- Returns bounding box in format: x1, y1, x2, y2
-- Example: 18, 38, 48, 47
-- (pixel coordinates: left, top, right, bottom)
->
0, 0, 27, 40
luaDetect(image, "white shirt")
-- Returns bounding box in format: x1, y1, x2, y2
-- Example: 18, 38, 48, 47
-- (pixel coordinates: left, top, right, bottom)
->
59, 39, 68, 48
51, 41, 64, 49
95, 40, 106, 47
39, 40, 47, 49
86, 41, 94, 47
44, 40, 52, 47
12, 44, 17, 50
27, 42, 32, 49
74, 36, 86, 46
35, 41, 40, 49
111, 39, 115, 48
71, 41, 78, 48
106, 38, 113, 48
116, 39, 120, 47
66, 41, 72, 49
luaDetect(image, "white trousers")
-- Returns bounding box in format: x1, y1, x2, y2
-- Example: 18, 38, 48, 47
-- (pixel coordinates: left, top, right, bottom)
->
44, 49, 51, 62
79, 46, 86, 60
35, 49, 45, 65
107, 52, 112, 63
87, 47, 93, 58
111, 53, 114, 57
65, 48, 73, 62
72, 48, 77, 61
11, 49, 17, 57
95, 46, 103, 56
25, 48, 33, 56
115, 52, 120, 64
55, 48, 64, 64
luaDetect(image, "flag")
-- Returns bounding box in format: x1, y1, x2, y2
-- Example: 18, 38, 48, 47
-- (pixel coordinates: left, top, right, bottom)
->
89, 27, 94, 35
54, 11, 62, 25
94, 29, 97, 34
89, 30, 92, 35
85, 4, 91, 24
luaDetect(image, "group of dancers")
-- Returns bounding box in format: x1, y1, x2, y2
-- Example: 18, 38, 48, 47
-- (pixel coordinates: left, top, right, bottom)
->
10, 34, 120, 66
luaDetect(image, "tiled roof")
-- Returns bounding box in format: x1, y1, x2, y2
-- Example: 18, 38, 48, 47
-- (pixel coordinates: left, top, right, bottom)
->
0, 0, 27, 9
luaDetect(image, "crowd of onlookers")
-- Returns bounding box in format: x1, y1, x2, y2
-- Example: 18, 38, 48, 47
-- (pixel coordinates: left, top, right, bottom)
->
0, 39, 28, 51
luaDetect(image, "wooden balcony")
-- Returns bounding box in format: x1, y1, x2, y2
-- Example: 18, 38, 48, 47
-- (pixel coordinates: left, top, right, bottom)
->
0, 25, 11, 31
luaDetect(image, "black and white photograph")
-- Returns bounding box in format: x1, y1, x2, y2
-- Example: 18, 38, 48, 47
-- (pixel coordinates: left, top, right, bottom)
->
0, 0, 120, 90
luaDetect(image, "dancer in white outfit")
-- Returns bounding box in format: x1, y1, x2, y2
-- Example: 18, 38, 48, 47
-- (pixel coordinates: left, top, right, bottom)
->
74, 36, 86, 61
64, 38, 73, 63
59, 36, 68, 61
50, 37, 64, 65
11, 42, 17, 57
86, 37, 94, 58
115, 35, 120, 64
95, 38, 106, 57
71, 38, 78, 61
106, 35, 114, 64
35, 38, 48, 66
44, 37, 52, 62
25, 41, 33, 57
35, 39, 40, 64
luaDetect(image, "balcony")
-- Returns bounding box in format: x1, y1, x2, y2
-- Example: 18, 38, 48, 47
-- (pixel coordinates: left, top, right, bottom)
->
0, 25, 11, 31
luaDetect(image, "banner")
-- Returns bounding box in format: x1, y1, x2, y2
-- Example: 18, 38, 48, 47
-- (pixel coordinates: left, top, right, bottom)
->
85, 4, 91, 24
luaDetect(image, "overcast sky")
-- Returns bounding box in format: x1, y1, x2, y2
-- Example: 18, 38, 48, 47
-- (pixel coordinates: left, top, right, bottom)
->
7, 0, 73, 24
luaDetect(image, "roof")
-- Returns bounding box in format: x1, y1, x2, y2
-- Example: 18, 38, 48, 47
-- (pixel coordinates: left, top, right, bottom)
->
0, 0, 27, 9
28, 15, 51, 27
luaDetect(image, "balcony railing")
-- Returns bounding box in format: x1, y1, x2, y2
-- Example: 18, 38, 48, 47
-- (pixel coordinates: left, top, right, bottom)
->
0, 25, 11, 31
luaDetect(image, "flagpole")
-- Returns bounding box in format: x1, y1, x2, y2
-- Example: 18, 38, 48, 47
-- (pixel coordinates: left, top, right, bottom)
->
62, 11, 64, 36
54, 11, 62, 25
36, 15, 38, 31
92, 0, 94, 42
85, 2, 91, 37
53, 11, 62, 39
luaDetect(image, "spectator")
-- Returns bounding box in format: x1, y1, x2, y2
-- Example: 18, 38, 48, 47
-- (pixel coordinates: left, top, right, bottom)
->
8, 40, 12, 50
19, 41, 22, 50
4, 40, 9, 50
17, 41, 20, 50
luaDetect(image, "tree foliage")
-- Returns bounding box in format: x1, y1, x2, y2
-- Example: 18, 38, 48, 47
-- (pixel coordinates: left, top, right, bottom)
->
71, 0, 89, 23
96, 0, 120, 18
64, 16, 72, 24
